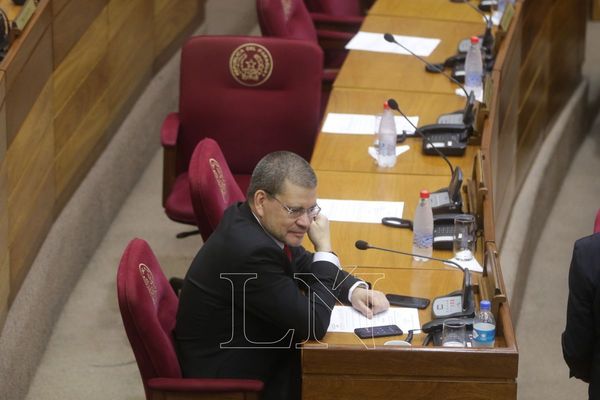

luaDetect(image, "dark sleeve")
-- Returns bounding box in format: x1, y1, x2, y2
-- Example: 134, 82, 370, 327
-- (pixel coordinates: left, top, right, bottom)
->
562, 238, 597, 382
292, 247, 360, 304
240, 246, 358, 341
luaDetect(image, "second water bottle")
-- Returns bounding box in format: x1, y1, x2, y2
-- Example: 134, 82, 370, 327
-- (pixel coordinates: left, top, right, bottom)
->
412, 190, 433, 262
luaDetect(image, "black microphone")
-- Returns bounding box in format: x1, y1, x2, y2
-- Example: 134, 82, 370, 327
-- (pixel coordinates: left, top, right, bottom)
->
354, 240, 474, 326
386, 98, 457, 175
354, 240, 464, 270
460, 0, 494, 52
383, 33, 471, 98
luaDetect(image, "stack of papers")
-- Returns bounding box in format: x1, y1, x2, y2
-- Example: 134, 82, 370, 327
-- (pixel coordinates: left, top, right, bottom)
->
322, 113, 419, 135
327, 305, 421, 333
346, 32, 441, 57
318, 199, 404, 223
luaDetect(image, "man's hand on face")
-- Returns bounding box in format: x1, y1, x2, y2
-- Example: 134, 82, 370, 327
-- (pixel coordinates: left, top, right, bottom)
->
307, 213, 332, 253
351, 287, 390, 319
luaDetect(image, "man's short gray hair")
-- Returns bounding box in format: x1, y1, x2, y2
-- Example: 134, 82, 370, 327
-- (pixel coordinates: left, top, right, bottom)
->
247, 151, 317, 202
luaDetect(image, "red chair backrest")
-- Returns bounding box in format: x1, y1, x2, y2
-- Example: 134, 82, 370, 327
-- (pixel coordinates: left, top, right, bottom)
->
304, 0, 363, 16
256, 0, 318, 42
595, 209, 600, 233
176, 35, 322, 179
189, 138, 246, 240
117, 238, 181, 398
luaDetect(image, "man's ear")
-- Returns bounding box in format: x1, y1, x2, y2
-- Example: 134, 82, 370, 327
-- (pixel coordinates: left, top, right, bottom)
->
253, 190, 267, 218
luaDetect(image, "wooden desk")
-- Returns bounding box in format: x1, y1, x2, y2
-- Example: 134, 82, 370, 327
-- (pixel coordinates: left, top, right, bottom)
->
369, 0, 485, 24
312, 88, 477, 175
335, 15, 482, 93
302, 269, 518, 400
305, 170, 474, 269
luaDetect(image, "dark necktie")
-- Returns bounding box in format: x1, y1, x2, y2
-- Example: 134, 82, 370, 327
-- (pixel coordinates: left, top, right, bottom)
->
283, 244, 292, 262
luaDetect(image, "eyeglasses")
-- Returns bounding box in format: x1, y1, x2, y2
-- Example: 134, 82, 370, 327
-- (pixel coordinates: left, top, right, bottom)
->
265, 191, 321, 219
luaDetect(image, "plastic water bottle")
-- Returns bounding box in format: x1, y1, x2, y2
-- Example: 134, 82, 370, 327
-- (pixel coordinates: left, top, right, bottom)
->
412, 190, 433, 261
473, 300, 496, 348
464, 36, 483, 99
376, 102, 397, 167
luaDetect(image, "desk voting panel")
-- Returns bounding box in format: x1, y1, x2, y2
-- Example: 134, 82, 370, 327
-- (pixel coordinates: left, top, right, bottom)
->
302, 0, 586, 399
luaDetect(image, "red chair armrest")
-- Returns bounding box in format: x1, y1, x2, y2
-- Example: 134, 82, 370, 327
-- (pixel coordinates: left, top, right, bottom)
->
161, 112, 181, 148
310, 12, 363, 32
147, 377, 264, 393
316, 28, 355, 42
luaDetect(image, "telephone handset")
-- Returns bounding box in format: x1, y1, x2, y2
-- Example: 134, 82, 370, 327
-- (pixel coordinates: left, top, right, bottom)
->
433, 213, 461, 250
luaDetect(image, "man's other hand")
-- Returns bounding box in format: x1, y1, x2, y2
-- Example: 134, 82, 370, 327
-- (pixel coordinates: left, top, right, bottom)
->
351, 288, 390, 319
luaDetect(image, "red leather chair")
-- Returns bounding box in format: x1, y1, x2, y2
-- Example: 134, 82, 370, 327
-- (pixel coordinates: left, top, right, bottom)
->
189, 138, 246, 241
594, 209, 600, 233
255, 0, 352, 73
304, 0, 373, 16
117, 238, 263, 399
303, 0, 369, 31
161, 36, 322, 230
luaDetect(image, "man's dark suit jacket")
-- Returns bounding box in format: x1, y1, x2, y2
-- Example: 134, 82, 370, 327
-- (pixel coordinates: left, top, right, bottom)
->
562, 233, 600, 399
175, 202, 360, 399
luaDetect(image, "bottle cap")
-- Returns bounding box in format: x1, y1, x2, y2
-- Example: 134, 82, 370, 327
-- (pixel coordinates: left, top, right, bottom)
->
419, 190, 430, 199
470, 36, 480, 45
480, 300, 491, 310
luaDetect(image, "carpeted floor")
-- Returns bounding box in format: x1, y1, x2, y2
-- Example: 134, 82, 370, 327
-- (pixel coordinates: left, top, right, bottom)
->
20, 5, 600, 400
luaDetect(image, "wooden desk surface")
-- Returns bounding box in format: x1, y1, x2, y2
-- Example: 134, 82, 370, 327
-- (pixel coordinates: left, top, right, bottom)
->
311, 267, 465, 346
312, 88, 477, 174
301, 267, 517, 400
369, 0, 485, 25
335, 15, 482, 93
305, 170, 478, 268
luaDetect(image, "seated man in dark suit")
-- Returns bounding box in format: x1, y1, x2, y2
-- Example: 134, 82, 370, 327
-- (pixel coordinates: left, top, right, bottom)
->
175, 151, 389, 400
562, 233, 600, 399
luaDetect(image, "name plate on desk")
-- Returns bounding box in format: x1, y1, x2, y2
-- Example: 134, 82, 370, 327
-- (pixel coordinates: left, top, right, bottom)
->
499, 3, 515, 33
482, 74, 494, 110
11, 0, 38, 36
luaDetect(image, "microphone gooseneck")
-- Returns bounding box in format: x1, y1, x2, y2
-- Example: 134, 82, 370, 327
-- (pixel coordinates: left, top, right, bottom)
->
353, 240, 464, 271
386, 98, 455, 176
461, 0, 494, 51
383, 33, 470, 98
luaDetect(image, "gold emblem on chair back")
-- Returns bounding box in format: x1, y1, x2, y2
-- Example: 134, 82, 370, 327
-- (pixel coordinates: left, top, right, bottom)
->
229, 43, 273, 87
138, 263, 158, 305
209, 158, 228, 201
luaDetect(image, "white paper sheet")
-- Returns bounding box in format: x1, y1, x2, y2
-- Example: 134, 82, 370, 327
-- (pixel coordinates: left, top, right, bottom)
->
321, 113, 418, 135
345, 31, 440, 57
327, 305, 421, 333
367, 145, 410, 160
318, 199, 403, 223
446, 257, 483, 273
455, 87, 483, 102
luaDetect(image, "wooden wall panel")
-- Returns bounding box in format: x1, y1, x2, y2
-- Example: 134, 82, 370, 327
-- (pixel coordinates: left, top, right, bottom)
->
4, 4, 52, 147
0, 70, 5, 158
595, 0, 600, 20
55, 86, 111, 210
548, 0, 586, 122
107, 0, 154, 119
52, 0, 106, 67
0, 161, 8, 327
6, 81, 55, 301
0, 0, 204, 328
52, 7, 108, 122
516, 85, 549, 186
153, 0, 201, 61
